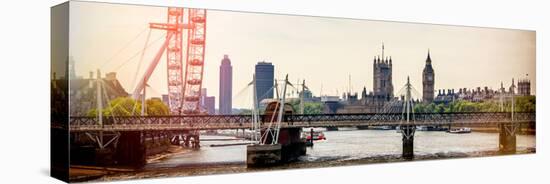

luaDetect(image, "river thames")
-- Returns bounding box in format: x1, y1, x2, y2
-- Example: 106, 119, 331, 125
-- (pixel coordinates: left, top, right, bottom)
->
93, 128, 535, 181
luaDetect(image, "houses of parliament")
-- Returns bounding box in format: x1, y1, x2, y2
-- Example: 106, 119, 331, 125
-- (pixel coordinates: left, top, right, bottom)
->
330, 44, 531, 114
334, 45, 434, 113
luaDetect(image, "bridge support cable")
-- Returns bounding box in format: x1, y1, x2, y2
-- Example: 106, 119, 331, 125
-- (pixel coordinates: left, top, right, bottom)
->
79, 70, 122, 150
251, 74, 260, 143
368, 83, 409, 123
96, 70, 106, 149
260, 81, 280, 145
274, 75, 291, 144
98, 27, 149, 70
255, 75, 292, 145
129, 29, 152, 102
239, 75, 285, 144
400, 76, 416, 159
299, 80, 307, 114
288, 79, 310, 115
110, 33, 168, 73
132, 32, 175, 99
233, 75, 262, 142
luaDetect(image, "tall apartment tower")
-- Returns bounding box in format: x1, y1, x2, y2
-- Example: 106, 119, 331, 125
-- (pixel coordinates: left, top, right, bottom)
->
219, 55, 233, 115
423, 51, 435, 103
255, 61, 275, 103
373, 44, 394, 100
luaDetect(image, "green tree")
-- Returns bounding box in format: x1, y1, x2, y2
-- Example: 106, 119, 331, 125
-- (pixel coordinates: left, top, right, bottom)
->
238, 109, 253, 115
414, 96, 536, 113
87, 97, 170, 116
303, 102, 323, 114
145, 98, 170, 115
288, 99, 323, 114
515, 96, 536, 112
413, 104, 426, 113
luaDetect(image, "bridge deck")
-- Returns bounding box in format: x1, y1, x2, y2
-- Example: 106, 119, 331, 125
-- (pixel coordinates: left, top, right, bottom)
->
66, 112, 535, 132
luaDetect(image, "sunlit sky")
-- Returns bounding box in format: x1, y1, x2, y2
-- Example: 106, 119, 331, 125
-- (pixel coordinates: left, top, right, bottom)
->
64, 1, 536, 108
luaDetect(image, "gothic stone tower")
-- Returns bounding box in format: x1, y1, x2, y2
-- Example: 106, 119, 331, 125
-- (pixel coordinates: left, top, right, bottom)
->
373, 44, 394, 100
422, 51, 435, 103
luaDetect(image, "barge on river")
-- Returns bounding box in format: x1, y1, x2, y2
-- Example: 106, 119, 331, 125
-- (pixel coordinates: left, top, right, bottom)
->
247, 101, 307, 166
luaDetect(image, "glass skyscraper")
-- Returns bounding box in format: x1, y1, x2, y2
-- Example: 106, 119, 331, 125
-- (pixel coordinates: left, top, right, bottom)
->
255, 61, 274, 103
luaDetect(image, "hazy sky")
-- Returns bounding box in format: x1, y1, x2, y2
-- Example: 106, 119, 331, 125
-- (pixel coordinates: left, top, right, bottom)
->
68, 1, 536, 108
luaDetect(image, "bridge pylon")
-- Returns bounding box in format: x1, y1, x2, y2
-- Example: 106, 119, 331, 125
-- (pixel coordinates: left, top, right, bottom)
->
499, 83, 519, 154
499, 123, 517, 154
400, 76, 416, 159
401, 125, 415, 159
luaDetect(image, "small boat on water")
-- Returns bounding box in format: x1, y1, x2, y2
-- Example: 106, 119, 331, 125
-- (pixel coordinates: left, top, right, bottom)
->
447, 127, 471, 134
370, 125, 394, 130
302, 129, 326, 141
417, 125, 449, 131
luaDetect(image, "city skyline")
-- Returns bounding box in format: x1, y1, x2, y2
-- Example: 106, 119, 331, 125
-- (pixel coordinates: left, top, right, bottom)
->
51, 2, 538, 182
64, 1, 536, 109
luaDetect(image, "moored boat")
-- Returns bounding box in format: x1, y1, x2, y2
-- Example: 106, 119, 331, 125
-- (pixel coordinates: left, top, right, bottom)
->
447, 127, 471, 134
247, 101, 306, 167
417, 125, 449, 131
246, 144, 282, 165
302, 129, 327, 141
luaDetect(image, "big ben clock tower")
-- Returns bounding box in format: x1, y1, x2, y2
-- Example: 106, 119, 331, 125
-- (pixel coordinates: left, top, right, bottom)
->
423, 51, 435, 103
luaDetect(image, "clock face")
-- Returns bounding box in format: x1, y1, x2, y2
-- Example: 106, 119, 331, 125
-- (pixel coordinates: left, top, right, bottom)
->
426, 75, 434, 81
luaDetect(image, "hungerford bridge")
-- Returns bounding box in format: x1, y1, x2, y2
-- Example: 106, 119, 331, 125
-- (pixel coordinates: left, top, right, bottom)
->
69, 112, 535, 132
64, 76, 535, 166
68, 112, 534, 163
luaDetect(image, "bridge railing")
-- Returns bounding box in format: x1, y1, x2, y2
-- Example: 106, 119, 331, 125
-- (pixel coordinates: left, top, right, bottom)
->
69, 112, 534, 128
69, 115, 255, 126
